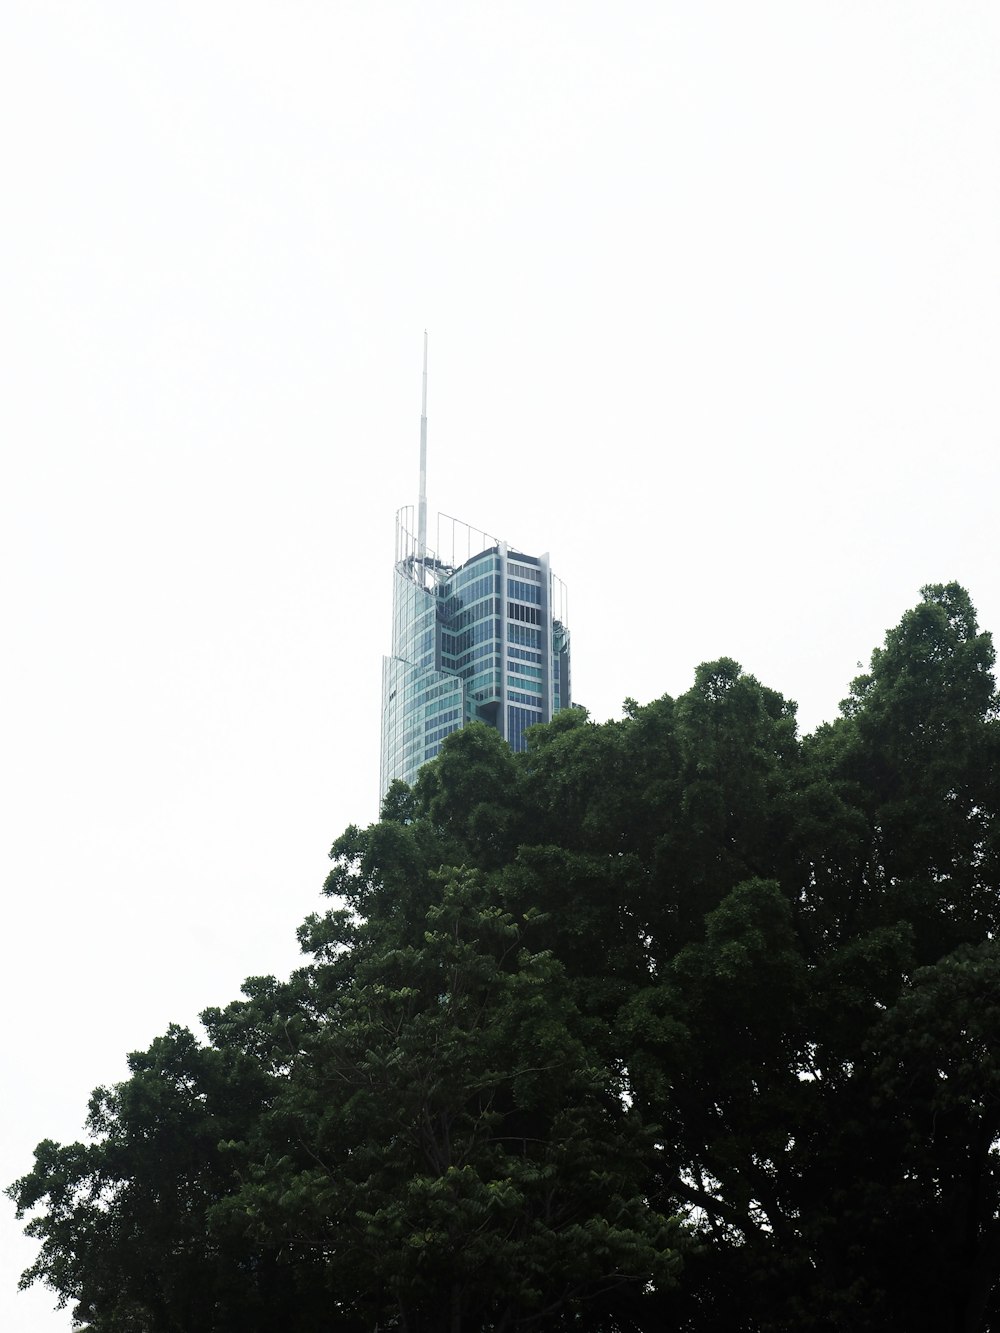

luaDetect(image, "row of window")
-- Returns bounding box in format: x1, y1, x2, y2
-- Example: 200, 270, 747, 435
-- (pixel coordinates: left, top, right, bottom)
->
508, 645, 541, 663
507, 579, 541, 605
443, 640, 497, 672
439, 573, 501, 619
425, 707, 461, 735
508, 623, 542, 648
395, 702, 460, 759
508, 601, 542, 624
445, 595, 500, 632
391, 604, 435, 649
441, 613, 552, 656
443, 617, 501, 656
466, 666, 501, 691
424, 695, 460, 720
507, 703, 544, 752
508, 561, 541, 582
385, 669, 462, 713
509, 675, 542, 694
395, 663, 461, 702
508, 688, 544, 706
452, 556, 500, 590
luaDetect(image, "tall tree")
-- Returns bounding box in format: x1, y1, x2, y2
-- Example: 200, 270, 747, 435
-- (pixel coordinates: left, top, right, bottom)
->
11, 584, 1000, 1332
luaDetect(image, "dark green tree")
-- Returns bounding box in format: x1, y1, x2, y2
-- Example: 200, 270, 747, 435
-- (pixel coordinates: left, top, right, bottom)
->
11, 583, 1000, 1332
219, 869, 683, 1331
8, 992, 331, 1332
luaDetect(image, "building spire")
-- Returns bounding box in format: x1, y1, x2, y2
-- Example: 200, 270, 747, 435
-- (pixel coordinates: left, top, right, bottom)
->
418, 330, 428, 558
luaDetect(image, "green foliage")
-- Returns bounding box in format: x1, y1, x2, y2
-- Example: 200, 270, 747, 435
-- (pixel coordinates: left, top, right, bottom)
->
10, 583, 1000, 1331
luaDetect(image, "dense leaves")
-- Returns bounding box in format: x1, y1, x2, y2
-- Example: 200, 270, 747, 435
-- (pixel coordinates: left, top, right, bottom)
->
10, 583, 1000, 1331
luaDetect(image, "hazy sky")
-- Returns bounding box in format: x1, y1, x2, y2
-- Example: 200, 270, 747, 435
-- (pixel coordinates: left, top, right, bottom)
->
2, 3, 998, 1326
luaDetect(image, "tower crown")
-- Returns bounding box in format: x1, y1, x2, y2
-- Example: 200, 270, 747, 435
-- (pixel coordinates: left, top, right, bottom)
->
379, 339, 571, 797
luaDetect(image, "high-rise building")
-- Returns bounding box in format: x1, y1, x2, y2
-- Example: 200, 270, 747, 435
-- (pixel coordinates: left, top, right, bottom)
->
380, 339, 571, 796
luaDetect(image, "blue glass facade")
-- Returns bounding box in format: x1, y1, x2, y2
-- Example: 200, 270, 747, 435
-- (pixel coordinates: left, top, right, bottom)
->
380, 511, 571, 795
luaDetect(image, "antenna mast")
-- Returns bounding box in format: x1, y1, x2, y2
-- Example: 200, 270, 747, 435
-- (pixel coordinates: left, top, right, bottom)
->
418, 330, 428, 559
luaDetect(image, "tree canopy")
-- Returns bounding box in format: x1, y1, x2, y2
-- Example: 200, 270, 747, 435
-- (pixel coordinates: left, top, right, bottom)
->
10, 582, 1000, 1331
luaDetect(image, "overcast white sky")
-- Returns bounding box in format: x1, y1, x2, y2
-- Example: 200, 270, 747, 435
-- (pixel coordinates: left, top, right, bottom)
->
2, 3, 998, 1326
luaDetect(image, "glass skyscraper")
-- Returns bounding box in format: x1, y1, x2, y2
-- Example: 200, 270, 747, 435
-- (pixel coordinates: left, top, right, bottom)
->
380, 507, 571, 796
